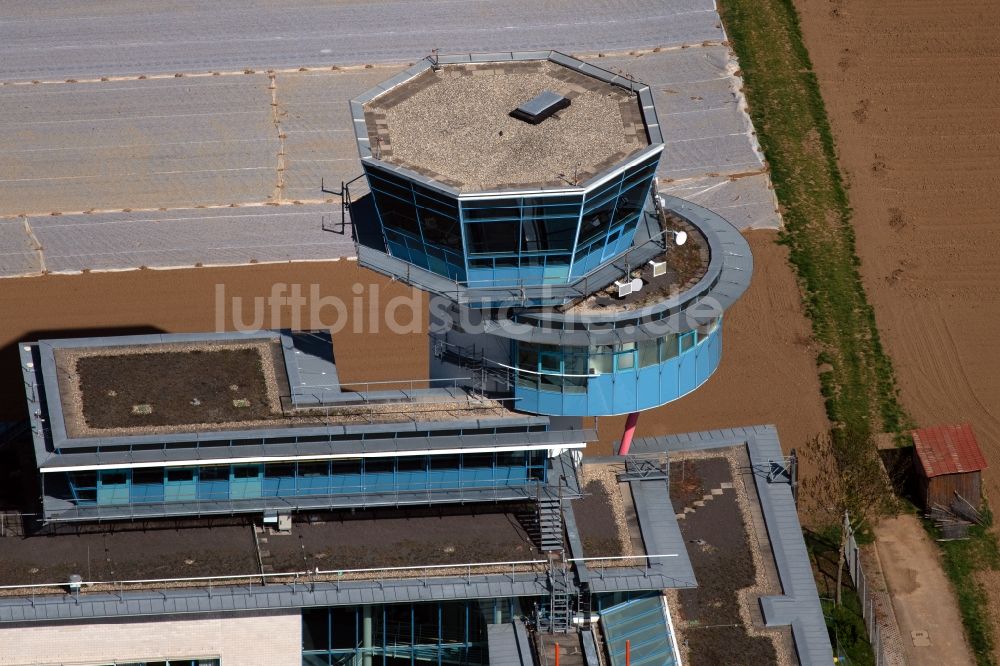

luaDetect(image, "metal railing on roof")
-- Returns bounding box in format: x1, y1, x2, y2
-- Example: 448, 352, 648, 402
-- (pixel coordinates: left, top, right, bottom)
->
0, 554, 688, 602
359, 215, 674, 306
344, 177, 691, 309
292, 376, 472, 393
0, 558, 550, 600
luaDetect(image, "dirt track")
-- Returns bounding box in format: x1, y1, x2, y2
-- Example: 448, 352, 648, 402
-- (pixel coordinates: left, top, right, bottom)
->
795, 0, 1000, 651
876, 514, 975, 665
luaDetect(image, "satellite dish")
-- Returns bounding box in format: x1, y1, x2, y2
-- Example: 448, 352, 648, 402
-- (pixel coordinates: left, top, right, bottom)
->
630, 277, 643, 292
674, 230, 688, 246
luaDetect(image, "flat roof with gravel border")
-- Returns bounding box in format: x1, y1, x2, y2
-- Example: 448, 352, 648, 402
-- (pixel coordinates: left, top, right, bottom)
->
352, 52, 663, 195
22, 331, 537, 460
0, 505, 542, 594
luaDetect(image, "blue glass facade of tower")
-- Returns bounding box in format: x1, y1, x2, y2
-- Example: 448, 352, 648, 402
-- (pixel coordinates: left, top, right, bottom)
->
353, 52, 754, 419
511, 320, 722, 416
366, 153, 660, 288
367, 166, 467, 282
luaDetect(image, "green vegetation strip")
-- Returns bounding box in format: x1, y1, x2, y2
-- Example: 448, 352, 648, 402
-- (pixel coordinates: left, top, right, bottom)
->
716, 0, 997, 660
938, 517, 1000, 666
717, 0, 903, 438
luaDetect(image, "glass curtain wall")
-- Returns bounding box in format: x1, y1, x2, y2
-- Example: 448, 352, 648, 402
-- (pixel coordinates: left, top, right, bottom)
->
59, 451, 548, 507
462, 154, 659, 286
302, 599, 524, 665
367, 167, 466, 281
514, 319, 719, 392
571, 156, 659, 277
367, 153, 661, 288
461, 195, 583, 286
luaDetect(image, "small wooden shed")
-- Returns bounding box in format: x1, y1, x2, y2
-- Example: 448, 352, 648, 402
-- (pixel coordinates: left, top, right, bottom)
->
912, 424, 987, 511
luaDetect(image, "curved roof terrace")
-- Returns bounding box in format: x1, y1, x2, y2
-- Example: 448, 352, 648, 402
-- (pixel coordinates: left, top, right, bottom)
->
438, 195, 753, 344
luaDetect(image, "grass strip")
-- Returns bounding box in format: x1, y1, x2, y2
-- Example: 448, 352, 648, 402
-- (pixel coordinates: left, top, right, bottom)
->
717, 0, 904, 438
937, 517, 1000, 666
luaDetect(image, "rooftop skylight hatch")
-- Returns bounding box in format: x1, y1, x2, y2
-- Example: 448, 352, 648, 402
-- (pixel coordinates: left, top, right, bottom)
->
510, 90, 570, 124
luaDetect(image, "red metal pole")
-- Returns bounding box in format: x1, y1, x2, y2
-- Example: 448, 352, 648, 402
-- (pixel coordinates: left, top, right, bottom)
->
619, 411, 640, 455
626, 639, 631, 666
554, 643, 560, 666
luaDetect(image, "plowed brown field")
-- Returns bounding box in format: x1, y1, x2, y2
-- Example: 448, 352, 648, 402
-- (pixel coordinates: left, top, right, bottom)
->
795, 0, 1000, 651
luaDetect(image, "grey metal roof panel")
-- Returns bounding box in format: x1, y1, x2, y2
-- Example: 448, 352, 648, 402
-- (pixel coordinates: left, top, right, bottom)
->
549, 451, 581, 495
513, 51, 553, 61
40, 423, 584, 470
469, 51, 515, 63
562, 502, 587, 583
584, 570, 696, 594
646, 124, 663, 144
581, 629, 601, 666
628, 478, 696, 585
546, 51, 583, 70
376, 68, 424, 93
637, 87, 655, 109
488, 620, 535, 666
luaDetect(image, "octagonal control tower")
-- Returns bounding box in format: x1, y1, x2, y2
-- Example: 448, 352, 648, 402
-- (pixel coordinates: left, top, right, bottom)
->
351, 52, 753, 447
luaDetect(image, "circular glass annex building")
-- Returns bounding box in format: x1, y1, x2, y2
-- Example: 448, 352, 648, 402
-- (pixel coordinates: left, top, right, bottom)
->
350, 51, 753, 427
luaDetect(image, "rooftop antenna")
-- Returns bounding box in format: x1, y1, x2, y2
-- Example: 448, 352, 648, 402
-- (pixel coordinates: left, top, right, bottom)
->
428, 48, 441, 71
372, 135, 382, 160
557, 164, 581, 187
653, 192, 665, 217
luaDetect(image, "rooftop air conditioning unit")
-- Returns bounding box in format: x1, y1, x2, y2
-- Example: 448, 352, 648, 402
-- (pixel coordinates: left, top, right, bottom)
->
649, 260, 667, 277
277, 512, 293, 533
615, 280, 633, 298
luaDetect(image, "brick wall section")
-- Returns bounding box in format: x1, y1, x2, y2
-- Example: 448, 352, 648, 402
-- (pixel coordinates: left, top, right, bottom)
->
0, 609, 301, 666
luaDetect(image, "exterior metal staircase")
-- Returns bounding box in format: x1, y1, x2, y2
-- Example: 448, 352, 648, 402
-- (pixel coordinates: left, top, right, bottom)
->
538, 558, 573, 634
538, 493, 565, 553
432, 339, 513, 392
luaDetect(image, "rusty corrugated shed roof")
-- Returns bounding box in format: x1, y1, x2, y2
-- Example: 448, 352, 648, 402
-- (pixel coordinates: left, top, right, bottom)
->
912, 424, 987, 478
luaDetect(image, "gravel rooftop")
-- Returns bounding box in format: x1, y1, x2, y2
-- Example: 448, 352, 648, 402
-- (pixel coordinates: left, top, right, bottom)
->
0, 506, 540, 594
51, 340, 513, 437
364, 61, 650, 192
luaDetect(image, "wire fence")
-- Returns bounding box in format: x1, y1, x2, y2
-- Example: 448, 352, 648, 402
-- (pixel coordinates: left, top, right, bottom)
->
843, 512, 906, 666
